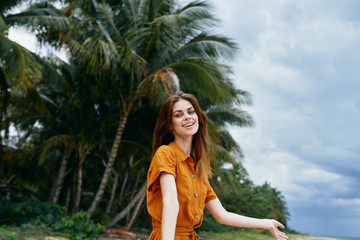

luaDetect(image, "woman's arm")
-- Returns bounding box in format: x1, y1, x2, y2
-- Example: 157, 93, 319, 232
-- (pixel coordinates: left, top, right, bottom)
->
159, 172, 179, 240
206, 198, 288, 240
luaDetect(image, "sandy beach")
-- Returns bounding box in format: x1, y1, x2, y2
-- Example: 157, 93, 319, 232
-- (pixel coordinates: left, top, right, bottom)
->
289, 235, 347, 240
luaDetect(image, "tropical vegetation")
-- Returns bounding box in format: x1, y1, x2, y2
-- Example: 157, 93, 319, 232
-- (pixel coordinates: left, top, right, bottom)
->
0, 0, 290, 238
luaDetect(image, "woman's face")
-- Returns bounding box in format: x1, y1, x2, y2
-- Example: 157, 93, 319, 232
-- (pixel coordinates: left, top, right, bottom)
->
171, 99, 199, 141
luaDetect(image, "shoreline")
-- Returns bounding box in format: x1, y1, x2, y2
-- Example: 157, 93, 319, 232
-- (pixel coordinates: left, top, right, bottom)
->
289, 234, 350, 240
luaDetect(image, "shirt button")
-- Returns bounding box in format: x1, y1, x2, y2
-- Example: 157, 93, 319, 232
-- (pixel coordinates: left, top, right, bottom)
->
192, 174, 196, 178
194, 193, 198, 198
195, 213, 198, 218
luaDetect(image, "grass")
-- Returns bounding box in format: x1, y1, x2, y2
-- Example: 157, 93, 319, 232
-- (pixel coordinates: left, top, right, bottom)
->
0, 224, 144, 240
199, 229, 276, 240
0, 225, 304, 240
0, 224, 59, 240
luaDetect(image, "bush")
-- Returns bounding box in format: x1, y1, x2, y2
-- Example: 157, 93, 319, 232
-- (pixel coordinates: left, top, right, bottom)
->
0, 201, 65, 226
51, 211, 105, 240
0, 201, 105, 239
199, 208, 240, 233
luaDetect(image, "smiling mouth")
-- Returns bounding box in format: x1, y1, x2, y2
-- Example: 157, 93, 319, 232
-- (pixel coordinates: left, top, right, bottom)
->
183, 123, 195, 127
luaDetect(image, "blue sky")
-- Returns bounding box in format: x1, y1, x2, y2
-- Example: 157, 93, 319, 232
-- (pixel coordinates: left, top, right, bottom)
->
209, 0, 360, 238
8, 0, 360, 238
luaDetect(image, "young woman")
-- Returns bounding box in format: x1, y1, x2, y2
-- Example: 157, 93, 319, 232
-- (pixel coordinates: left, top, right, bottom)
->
147, 92, 288, 240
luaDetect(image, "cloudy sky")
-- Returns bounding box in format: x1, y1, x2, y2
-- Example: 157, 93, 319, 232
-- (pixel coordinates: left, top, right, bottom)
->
8, 0, 360, 238
208, 0, 360, 238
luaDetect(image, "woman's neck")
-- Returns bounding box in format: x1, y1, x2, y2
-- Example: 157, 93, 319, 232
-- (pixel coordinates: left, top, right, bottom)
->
174, 137, 192, 156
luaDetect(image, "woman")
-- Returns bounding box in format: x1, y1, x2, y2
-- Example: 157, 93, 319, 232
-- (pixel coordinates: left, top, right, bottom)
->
147, 92, 288, 240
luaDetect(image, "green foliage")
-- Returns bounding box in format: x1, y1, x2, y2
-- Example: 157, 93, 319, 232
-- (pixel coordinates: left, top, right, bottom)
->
200, 208, 241, 233
0, 202, 105, 240
0, 201, 65, 226
0, 0, 291, 234
51, 211, 105, 240
0, 224, 54, 240
205, 172, 290, 231
0, 226, 19, 240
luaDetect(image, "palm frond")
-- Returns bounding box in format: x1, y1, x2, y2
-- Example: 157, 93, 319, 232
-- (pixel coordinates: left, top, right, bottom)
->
98, 5, 122, 40
137, 68, 179, 97
6, 5, 70, 32
177, 0, 211, 14
0, 16, 7, 32
25, 87, 52, 119
39, 134, 75, 165
165, 57, 237, 103
207, 120, 243, 157
0, 0, 27, 14
209, 141, 236, 165
0, 67, 10, 113
206, 105, 254, 128
175, 33, 238, 60
67, 36, 119, 71
0, 34, 42, 93
153, 13, 187, 28
176, 0, 216, 28
233, 88, 253, 106
121, 40, 148, 76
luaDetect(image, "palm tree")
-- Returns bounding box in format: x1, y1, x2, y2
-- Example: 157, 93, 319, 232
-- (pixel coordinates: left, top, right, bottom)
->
36, 61, 110, 211
205, 103, 253, 192
107, 99, 156, 226
0, 1, 292, 230
8, 0, 253, 218
65, 0, 244, 216
0, 0, 68, 182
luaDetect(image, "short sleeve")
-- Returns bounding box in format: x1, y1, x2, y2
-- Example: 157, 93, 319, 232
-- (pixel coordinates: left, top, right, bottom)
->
204, 179, 217, 203
147, 145, 177, 192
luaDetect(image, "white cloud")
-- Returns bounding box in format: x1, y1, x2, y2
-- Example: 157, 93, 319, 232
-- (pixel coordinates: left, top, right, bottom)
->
8, 26, 69, 62
211, 0, 360, 237
7, 27, 40, 54
233, 128, 348, 198
7, 0, 360, 237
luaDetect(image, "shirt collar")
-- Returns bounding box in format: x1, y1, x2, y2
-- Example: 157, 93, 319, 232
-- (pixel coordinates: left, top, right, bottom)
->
168, 142, 192, 162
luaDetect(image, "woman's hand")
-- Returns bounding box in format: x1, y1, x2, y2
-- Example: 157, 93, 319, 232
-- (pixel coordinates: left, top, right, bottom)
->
264, 219, 288, 240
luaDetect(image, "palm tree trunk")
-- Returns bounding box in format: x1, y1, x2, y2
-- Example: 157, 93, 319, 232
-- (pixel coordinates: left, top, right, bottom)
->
88, 112, 129, 216
119, 168, 129, 200
0, 125, 3, 182
108, 180, 147, 227
65, 186, 71, 212
72, 160, 83, 213
129, 171, 141, 199
0, 92, 5, 182
117, 156, 133, 206
105, 171, 119, 214
49, 147, 72, 203
126, 189, 146, 229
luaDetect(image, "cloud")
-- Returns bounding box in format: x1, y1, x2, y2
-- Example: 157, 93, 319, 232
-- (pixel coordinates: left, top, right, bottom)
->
8, 26, 69, 62
7, 0, 360, 237
210, 0, 360, 237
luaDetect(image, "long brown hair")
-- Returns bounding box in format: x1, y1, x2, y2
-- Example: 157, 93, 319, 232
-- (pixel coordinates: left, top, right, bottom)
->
152, 91, 212, 182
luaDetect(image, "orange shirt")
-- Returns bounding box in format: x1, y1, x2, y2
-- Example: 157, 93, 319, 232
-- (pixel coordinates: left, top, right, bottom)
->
147, 142, 217, 240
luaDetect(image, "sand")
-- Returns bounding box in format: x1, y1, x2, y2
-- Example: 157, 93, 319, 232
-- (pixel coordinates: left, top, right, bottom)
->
289, 234, 347, 240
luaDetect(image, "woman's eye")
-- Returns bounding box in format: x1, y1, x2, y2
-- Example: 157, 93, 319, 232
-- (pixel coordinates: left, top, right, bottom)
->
188, 110, 195, 114
175, 113, 182, 118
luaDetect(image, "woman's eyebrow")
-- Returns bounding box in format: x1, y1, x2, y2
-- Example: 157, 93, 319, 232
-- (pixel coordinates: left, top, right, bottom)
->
173, 109, 183, 113
173, 107, 194, 113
